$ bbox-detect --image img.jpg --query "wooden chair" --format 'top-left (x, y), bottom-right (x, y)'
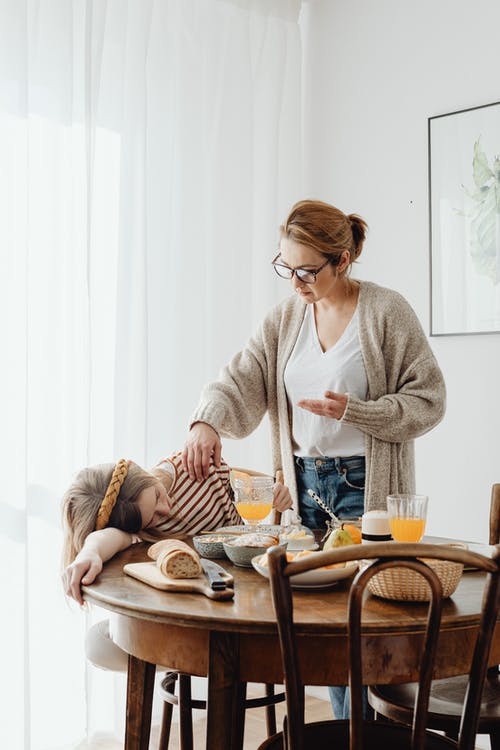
top-left (368, 484), bottom-right (500, 750)
top-left (158, 672), bottom-right (284, 749)
top-left (257, 540), bottom-right (500, 750)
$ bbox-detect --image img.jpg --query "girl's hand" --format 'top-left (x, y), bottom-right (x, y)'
top-left (63, 554), bottom-right (103, 606)
top-left (182, 422), bottom-right (222, 481)
top-left (273, 482), bottom-right (293, 512)
top-left (297, 390), bottom-right (348, 420)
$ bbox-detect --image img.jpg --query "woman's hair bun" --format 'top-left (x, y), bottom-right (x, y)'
top-left (280, 199), bottom-right (368, 267)
top-left (347, 214), bottom-right (368, 260)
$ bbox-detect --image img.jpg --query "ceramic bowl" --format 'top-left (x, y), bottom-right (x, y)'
top-left (193, 534), bottom-right (236, 559)
top-left (222, 540), bottom-right (273, 567)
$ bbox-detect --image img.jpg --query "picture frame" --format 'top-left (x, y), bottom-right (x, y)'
top-left (428, 100), bottom-right (500, 336)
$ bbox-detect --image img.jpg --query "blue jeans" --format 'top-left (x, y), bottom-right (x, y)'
top-left (295, 455), bottom-right (372, 720)
top-left (295, 455), bottom-right (365, 530)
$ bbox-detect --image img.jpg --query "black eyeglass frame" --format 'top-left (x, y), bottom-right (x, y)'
top-left (271, 253), bottom-right (334, 284)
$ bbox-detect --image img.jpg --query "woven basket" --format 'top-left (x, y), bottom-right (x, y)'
top-left (364, 546), bottom-right (466, 602)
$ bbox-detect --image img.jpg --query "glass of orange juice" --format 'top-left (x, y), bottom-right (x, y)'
top-left (233, 475), bottom-right (274, 526)
top-left (386, 494), bottom-right (428, 542)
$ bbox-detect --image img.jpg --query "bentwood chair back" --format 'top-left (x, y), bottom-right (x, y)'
top-left (369, 484), bottom-right (500, 750)
top-left (258, 541), bottom-right (500, 750)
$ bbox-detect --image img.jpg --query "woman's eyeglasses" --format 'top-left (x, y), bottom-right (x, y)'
top-left (271, 253), bottom-right (333, 284)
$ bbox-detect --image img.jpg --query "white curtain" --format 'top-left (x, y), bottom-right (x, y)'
top-left (0, 0), bottom-right (302, 747)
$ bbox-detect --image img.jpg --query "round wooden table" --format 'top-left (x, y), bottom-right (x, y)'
top-left (83, 541), bottom-right (500, 750)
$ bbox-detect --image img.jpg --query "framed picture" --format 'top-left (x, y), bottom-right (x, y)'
top-left (429, 100), bottom-right (500, 336)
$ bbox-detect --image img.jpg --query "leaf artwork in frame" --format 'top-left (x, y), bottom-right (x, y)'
top-left (460, 137), bottom-right (500, 285)
top-left (429, 100), bottom-right (500, 336)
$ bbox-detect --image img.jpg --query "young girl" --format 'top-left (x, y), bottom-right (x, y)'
top-left (62, 450), bottom-right (291, 605)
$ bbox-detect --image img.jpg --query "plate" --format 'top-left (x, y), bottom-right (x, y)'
top-left (214, 524), bottom-right (283, 536)
top-left (251, 554), bottom-right (358, 589)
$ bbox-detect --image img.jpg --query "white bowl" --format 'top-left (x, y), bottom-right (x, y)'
top-left (223, 541), bottom-right (272, 567)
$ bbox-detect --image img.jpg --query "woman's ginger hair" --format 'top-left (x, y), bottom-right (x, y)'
top-left (280, 199), bottom-right (368, 269)
top-left (61, 462), bottom-right (158, 567)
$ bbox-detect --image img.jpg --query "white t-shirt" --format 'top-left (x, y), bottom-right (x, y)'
top-left (284, 304), bottom-right (368, 457)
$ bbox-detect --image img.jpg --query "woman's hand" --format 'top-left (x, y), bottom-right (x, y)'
top-left (273, 482), bottom-right (293, 512)
top-left (62, 553), bottom-right (103, 606)
top-left (297, 390), bottom-right (348, 420)
top-left (182, 422), bottom-right (222, 481)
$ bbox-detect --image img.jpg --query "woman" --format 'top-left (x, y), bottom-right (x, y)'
top-left (182, 198), bottom-right (446, 716)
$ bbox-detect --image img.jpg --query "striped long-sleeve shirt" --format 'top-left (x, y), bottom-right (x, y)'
top-left (140, 452), bottom-right (241, 541)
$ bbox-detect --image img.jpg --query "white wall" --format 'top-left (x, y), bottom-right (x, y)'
top-left (300, 0), bottom-right (500, 543)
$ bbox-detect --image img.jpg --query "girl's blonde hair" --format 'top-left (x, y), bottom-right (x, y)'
top-left (61, 462), bottom-right (158, 567)
top-left (280, 199), bottom-right (368, 268)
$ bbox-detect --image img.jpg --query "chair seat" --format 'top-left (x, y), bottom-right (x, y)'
top-left (369, 672), bottom-right (500, 733)
top-left (258, 719), bottom-right (459, 750)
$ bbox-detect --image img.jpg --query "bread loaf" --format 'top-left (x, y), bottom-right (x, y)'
top-left (148, 539), bottom-right (202, 579)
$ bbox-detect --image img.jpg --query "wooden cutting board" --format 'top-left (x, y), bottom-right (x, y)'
top-left (123, 562), bottom-right (234, 600)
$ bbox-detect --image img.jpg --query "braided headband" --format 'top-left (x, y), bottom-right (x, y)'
top-left (95, 459), bottom-right (129, 531)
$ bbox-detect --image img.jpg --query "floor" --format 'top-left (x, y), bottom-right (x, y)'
top-left (84, 686), bottom-right (333, 749)
top-left (83, 690), bottom-right (491, 750)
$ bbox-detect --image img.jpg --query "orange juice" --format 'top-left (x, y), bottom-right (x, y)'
top-left (235, 502), bottom-right (273, 522)
top-left (389, 517), bottom-right (426, 542)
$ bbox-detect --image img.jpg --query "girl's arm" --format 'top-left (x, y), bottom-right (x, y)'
top-left (63, 527), bottom-right (136, 605)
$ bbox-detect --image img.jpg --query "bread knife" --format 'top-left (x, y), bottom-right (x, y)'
top-left (200, 559), bottom-right (234, 590)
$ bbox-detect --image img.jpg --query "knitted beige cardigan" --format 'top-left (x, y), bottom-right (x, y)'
top-left (191, 281), bottom-right (446, 511)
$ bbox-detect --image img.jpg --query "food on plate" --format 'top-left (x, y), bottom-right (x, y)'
top-left (148, 539), bottom-right (202, 579)
top-left (323, 522), bottom-right (362, 550)
top-left (294, 550), bottom-right (318, 558)
top-left (294, 549), bottom-right (346, 569)
top-left (323, 528), bottom-right (354, 549)
top-left (226, 533), bottom-right (279, 548)
top-left (259, 549), bottom-right (345, 570)
top-left (341, 523), bottom-right (362, 544)
top-left (257, 552), bottom-right (295, 567)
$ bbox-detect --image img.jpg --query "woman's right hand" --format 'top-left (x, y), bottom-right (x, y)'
top-left (63, 553), bottom-right (103, 606)
top-left (182, 422), bottom-right (222, 481)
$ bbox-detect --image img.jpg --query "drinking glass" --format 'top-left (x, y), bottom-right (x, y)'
top-left (233, 475), bottom-right (274, 526)
top-left (386, 494), bottom-right (428, 542)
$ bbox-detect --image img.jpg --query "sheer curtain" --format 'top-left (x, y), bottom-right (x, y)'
top-left (0, 0), bottom-right (302, 747)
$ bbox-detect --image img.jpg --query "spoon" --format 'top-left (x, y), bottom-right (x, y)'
top-left (307, 488), bottom-right (341, 526)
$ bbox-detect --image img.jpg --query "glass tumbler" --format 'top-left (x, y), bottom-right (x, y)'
top-left (386, 494), bottom-right (428, 542)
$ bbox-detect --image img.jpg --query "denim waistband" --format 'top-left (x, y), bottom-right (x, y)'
top-left (294, 456), bottom-right (365, 474)
top-left (295, 455), bottom-right (365, 472)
